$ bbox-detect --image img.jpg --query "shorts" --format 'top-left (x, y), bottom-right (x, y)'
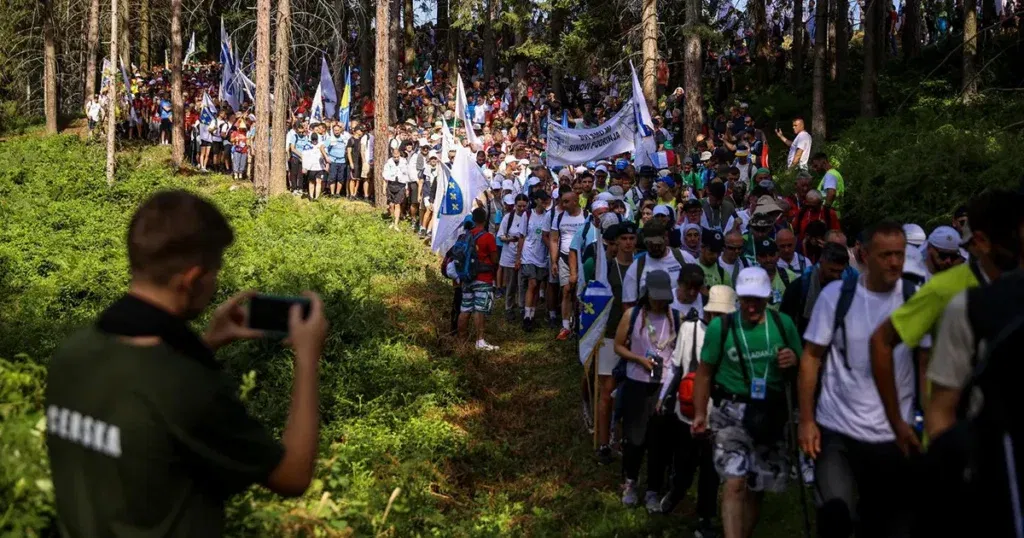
top-left (558, 256), bottom-right (573, 288)
top-left (200, 140), bottom-right (211, 147)
top-left (460, 281), bottom-right (494, 314)
top-left (387, 181), bottom-right (406, 205)
top-left (306, 170), bottom-right (326, 183)
top-left (360, 162), bottom-right (371, 179)
top-left (709, 400), bottom-right (790, 493)
top-left (422, 181), bottom-right (435, 205)
top-left (407, 182), bottom-right (419, 203)
top-left (521, 263), bottom-right (549, 282)
top-left (328, 162), bottom-right (347, 184)
top-left (160, 118), bottom-right (171, 134)
top-left (596, 338), bottom-right (621, 376)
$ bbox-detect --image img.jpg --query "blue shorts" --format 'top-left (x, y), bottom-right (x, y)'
top-left (328, 162), bottom-right (347, 184)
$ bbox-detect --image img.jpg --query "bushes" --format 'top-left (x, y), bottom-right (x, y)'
top-left (0, 136), bottom-right (465, 536)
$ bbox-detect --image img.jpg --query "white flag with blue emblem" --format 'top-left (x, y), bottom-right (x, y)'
top-left (630, 60), bottom-right (657, 168)
top-left (200, 92), bottom-right (217, 125)
top-left (310, 83), bottom-right (324, 123)
top-left (454, 73), bottom-right (482, 149)
top-left (578, 234), bottom-right (613, 365)
top-left (319, 56), bottom-right (337, 119)
top-left (431, 147), bottom-right (488, 254)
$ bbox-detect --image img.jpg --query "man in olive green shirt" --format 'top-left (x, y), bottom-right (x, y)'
top-left (697, 228), bottom-right (730, 301)
top-left (45, 191), bottom-right (329, 537)
top-left (693, 266), bottom-right (802, 538)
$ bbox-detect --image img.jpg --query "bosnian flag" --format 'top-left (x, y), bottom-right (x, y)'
top-left (431, 147), bottom-right (488, 254)
top-left (578, 232), bottom-right (613, 366)
top-left (630, 60), bottom-right (657, 168)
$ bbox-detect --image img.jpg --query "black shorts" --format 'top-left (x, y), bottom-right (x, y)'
top-left (387, 181), bottom-right (406, 205)
top-left (160, 118), bottom-right (171, 134)
top-left (200, 140), bottom-right (211, 147)
top-left (306, 170), bottom-right (326, 182)
top-left (407, 182), bottom-right (419, 203)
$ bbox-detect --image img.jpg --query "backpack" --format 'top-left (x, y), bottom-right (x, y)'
top-left (578, 214), bottom-right (623, 265)
top-left (449, 230), bottom-right (491, 283)
top-left (677, 317), bottom-right (704, 418)
top-left (613, 306), bottom-right (685, 382)
top-left (635, 249), bottom-right (689, 298)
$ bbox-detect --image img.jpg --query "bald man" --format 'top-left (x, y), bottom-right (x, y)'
top-left (776, 229), bottom-right (810, 273)
top-left (777, 117), bottom-right (813, 169)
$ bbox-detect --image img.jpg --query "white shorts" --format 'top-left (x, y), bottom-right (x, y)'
top-left (597, 338), bottom-right (620, 376)
top-left (558, 257), bottom-right (572, 288)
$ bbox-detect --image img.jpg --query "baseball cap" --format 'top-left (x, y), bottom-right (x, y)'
top-left (903, 245), bottom-right (928, 280)
top-left (700, 151), bottom-right (712, 162)
top-left (502, 194), bottom-right (515, 206)
top-left (657, 177), bottom-right (676, 189)
top-left (758, 179), bottom-right (776, 190)
top-left (419, 138), bottom-right (429, 146)
top-left (501, 179), bottom-right (515, 191)
top-left (574, 165), bottom-right (588, 175)
top-left (653, 205), bottom-right (673, 218)
top-left (706, 285), bottom-right (738, 314)
top-left (615, 158), bottom-right (630, 171)
top-left (607, 186), bottom-right (625, 200)
top-left (519, 158), bottom-right (530, 166)
top-left (428, 150), bottom-right (439, 159)
top-left (756, 238), bottom-right (779, 256)
top-left (644, 270), bottom-right (675, 301)
top-left (599, 211), bottom-right (620, 230)
top-left (703, 229), bottom-right (725, 251)
top-left (658, 169), bottom-right (672, 178)
top-left (504, 155), bottom-right (517, 164)
top-left (734, 146), bottom-right (749, 157)
top-left (595, 191), bottom-right (616, 202)
top-left (527, 176), bottom-right (542, 187)
top-left (490, 180), bottom-right (502, 190)
top-left (926, 225), bottom-right (962, 252)
top-left (902, 223), bottom-right (927, 247)
top-left (638, 165), bottom-right (658, 177)
top-left (735, 267), bottom-right (772, 299)
top-left (591, 200), bottom-right (610, 211)
top-left (617, 221), bottom-right (639, 236)
top-left (683, 199), bottom-right (701, 211)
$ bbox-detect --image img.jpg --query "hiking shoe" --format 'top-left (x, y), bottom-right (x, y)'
top-left (693, 518), bottom-right (718, 538)
top-left (596, 445), bottom-right (615, 466)
top-left (547, 316), bottom-right (559, 329)
top-left (659, 490), bottom-right (685, 514)
top-left (645, 491), bottom-right (661, 514)
top-left (581, 402), bottom-right (594, 434)
top-left (556, 328), bottom-right (572, 341)
top-left (522, 316), bottom-right (534, 332)
top-left (475, 340), bottom-right (499, 351)
top-left (621, 480), bottom-right (639, 507)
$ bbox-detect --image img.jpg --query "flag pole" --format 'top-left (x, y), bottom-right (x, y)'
top-left (592, 339), bottom-right (602, 450)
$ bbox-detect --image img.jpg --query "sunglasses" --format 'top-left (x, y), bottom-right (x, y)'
top-left (935, 250), bottom-right (961, 262)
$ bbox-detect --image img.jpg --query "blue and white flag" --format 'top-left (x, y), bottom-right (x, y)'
top-left (183, 32), bottom-right (196, 66)
top-left (220, 18), bottom-right (234, 70)
top-left (100, 57), bottom-right (112, 93)
top-left (476, 58), bottom-right (484, 76)
top-left (455, 73), bottom-right (482, 148)
top-left (561, 109), bottom-right (569, 128)
top-left (319, 56), bottom-right (337, 119)
top-left (310, 83), bottom-right (324, 123)
top-left (424, 65), bottom-right (433, 84)
top-left (630, 60), bottom-right (657, 168)
top-left (440, 116), bottom-right (455, 162)
top-left (578, 233), bottom-right (613, 365)
top-left (431, 147), bottom-right (488, 254)
top-left (220, 59), bottom-right (240, 111)
top-left (200, 92), bottom-right (217, 125)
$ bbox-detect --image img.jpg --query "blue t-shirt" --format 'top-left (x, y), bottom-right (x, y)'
top-left (159, 100), bottom-right (172, 120)
top-left (326, 133), bottom-right (349, 162)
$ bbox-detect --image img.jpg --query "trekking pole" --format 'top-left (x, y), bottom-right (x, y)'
top-left (784, 379), bottom-right (813, 538)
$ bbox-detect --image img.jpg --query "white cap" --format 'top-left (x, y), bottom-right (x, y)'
top-left (653, 205), bottom-right (672, 217)
top-left (657, 169), bottom-right (671, 178)
top-left (428, 150), bottom-right (439, 159)
top-left (490, 179), bottom-right (502, 189)
top-left (519, 158), bottom-right (530, 165)
top-left (926, 225), bottom-right (962, 252)
top-left (700, 151), bottom-right (712, 161)
top-left (735, 267), bottom-right (772, 299)
top-left (430, 133), bottom-right (441, 141)
top-left (903, 223), bottom-right (926, 247)
top-left (483, 168), bottom-right (494, 180)
top-left (903, 245), bottom-right (928, 280)
top-left (595, 191), bottom-right (616, 202)
top-left (591, 200), bottom-right (610, 211)
top-left (595, 164), bottom-right (609, 175)
top-left (501, 179), bottom-right (515, 191)
top-left (504, 155), bottom-right (517, 164)
top-left (502, 194), bottom-right (516, 205)
top-left (419, 138), bottom-right (429, 146)
top-left (575, 165), bottom-right (588, 175)
top-left (527, 176), bottom-right (542, 186)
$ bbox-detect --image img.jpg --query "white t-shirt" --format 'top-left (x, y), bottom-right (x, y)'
top-left (554, 211), bottom-right (586, 255)
top-left (803, 278), bottom-right (931, 443)
top-left (498, 212), bottom-right (524, 268)
top-left (521, 208), bottom-right (549, 267)
top-left (301, 144), bottom-right (325, 172)
top-left (87, 101), bottom-right (103, 121)
top-left (778, 253), bottom-right (810, 273)
top-left (199, 122), bottom-right (213, 143)
top-left (821, 170), bottom-right (839, 193)
top-left (621, 249), bottom-right (697, 311)
top-left (788, 131), bottom-right (812, 169)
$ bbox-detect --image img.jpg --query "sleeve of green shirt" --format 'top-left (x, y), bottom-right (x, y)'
top-left (890, 283), bottom-right (945, 348)
top-left (169, 374), bottom-right (285, 495)
top-left (701, 317), bottom-right (724, 367)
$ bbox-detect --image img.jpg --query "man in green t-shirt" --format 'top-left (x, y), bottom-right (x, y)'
top-left (754, 238), bottom-right (797, 310)
top-left (693, 266), bottom-right (802, 538)
top-left (45, 191), bottom-right (330, 537)
top-left (697, 228), bottom-right (730, 302)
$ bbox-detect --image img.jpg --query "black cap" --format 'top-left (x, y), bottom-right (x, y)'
top-left (954, 204), bottom-right (969, 218)
top-left (531, 189), bottom-right (551, 201)
top-left (617, 221), bottom-right (639, 237)
top-left (702, 229), bottom-right (725, 251)
top-left (602, 224), bottom-right (621, 242)
top-left (638, 165), bottom-right (658, 177)
top-left (757, 238), bottom-right (778, 255)
top-left (683, 199), bottom-right (702, 211)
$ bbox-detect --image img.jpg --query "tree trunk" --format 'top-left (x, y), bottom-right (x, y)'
top-left (683, 0), bottom-right (703, 152)
top-left (962, 0), bottom-right (977, 99)
top-left (140, 0), bottom-right (150, 70)
top-left (333, 0), bottom-right (348, 82)
top-left (84, 0), bottom-right (100, 102)
top-left (482, 0), bottom-right (494, 81)
top-left (43, 0), bottom-right (58, 134)
top-left (750, 0), bottom-right (771, 84)
top-left (812, 0), bottom-right (828, 144)
top-left (437, 0), bottom-right (448, 57)
top-left (251, 0), bottom-right (272, 192)
top-left (549, 6), bottom-right (565, 102)
top-left (827, 0), bottom-right (837, 79)
top-left (902, 0), bottom-right (920, 59)
top-left (860, 0), bottom-right (879, 116)
top-left (792, 0), bottom-right (804, 85)
top-left (106, 0), bottom-right (119, 184)
top-left (874, 0), bottom-right (885, 70)
top-left (388, 0), bottom-right (400, 124)
top-left (359, 0), bottom-right (373, 97)
top-left (206, 15), bottom-right (220, 62)
top-left (270, 0), bottom-right (292, 196)
top-left (514, 8), bottom-right (527, 85)
top-left (118, 0), bottom-right (129, 66)
top-left (170, 0), bottom-right (184, 167)
top-left (374, 0), bottom-right (395, 209)
top-left (641, 0), bottom-right (658, 106)
top-left (403, 0), bottom-right (415, 77)
top-left (834, 0), bottom-right (849, 81)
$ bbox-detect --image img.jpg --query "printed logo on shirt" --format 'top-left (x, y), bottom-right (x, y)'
top-left (46, 405), bottom-right (122, 458)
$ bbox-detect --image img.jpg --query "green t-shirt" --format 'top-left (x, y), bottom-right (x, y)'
top-left (45, 327), bottom-right (284, 537)
top-left (891, 261), bottom-right (982, 348)
top-left (698, 259), bottom-right (731, 288)
top-left (701, 312), bottom-right (803, 396)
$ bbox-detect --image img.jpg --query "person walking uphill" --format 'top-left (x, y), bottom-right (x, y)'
top-left (45, 190), bottom-right (330, 537)
top-left (692, 267), bottom-right (803, 538)
top-left (457, 207), bottom-right (501, 351)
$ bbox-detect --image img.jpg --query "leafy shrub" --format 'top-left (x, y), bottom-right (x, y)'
top-left (0, 136), bottom-right (466, 536)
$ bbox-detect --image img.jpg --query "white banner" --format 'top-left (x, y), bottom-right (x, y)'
top-left (546, 103), bottom-right (637, 168)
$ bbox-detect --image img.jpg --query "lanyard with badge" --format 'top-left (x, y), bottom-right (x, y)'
top-left (736, 313), bottom-right (772, 400)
